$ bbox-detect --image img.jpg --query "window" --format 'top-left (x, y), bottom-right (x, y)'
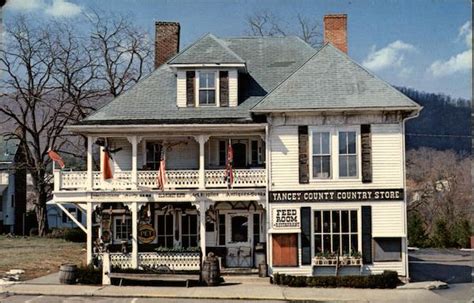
top-left (62, 207), bottom-right (76, 224)
top-left (251, 141), bottom-right (258, 166)
top-left (156, 214), bottom-right (174, 248)
top-left (181, 214), bottom-right (198, 248)
top-left (199, 72), bottom-right (216, 105)
top-left (314, 210), bottom-right (358, 255)
top-left (218, 214), bottom-right (226, 245)
top-left (146, 142), bottom-right (162, 170)
top-left (231, 215), bottom-right (248, 242)
top-left (312, 132), bottom-right (331, 179)
top-left (374, 238), bottom-right (402, 262)
top-left (253, 213), bottom-right (261, 245)
top-left (218, 141), bottom-right (226, 166)
top-left (114, 217), bottom-right (132, 242)
top-left (339, 131), bottom-right (357, 177)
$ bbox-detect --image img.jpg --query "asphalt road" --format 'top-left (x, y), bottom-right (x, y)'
top-left (1, 296), bottom-right (288, 303)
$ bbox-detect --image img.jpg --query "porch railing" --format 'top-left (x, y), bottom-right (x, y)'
top-left (107, 251), bottom-right (201, 271)
top-left (57, 168), bottom-right (266, 190)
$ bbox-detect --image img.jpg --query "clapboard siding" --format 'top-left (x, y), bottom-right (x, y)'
top-left (371, 202), bottom-right (405, 236)
top-left (176, 70), bottom-right (187, 107)
top-left (166, 140), bottom-right (199, 170)
top-left (270, 124), bottom-right (403, 190)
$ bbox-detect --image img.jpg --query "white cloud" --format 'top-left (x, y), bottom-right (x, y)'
top-left (4, 0), bottom-right (44, 11)
top-left (428, 21), bottom-right (472, 77)
top-left (4, 0), bottom-right (82, 18)
top-left (44, 0), bottom-right (82, 17)
top-left (362, 40), bottom-right (416, 72)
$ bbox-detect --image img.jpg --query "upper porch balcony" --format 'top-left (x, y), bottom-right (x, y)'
top-left (54, 131), bottom-right (267, 192)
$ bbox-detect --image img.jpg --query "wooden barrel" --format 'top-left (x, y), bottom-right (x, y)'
top-left (201, 253), bottom-right (220, 286)
top-left (59, 264), bottom-right (78, 285)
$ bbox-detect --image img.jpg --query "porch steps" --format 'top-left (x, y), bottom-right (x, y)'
top-left (221, 268), bottom-right (259, 276)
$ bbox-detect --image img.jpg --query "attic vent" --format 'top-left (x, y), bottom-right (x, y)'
top-left (267, 61), bottom-right (295, 68)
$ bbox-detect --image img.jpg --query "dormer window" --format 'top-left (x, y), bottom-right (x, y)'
top-left (199, 72), bottom-right (216, 105)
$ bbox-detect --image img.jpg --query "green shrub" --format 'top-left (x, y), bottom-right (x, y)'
top-left (77, 264), bottom-right (102, 285)
top-left (451, 219), bottom-right (471, 248)
top-left (431, 219), bottom-right (451, 248)
top-left (407, 211), bottom-right (430, 247)
top-left (272, 270), bottom-right (400, 289)
top-left (64, 228), bottom-right (86, 243)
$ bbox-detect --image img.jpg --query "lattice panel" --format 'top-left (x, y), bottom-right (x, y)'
top-left (61, 171), bottom-right (88, 189)
top-left (110, 253), bottom-right (134, 268)
top-left (139, 252), bottom-right (201, 271)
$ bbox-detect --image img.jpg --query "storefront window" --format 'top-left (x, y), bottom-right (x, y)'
top-left (231, 215), bottom-right (248, 243)
top-left (314, 210), bottom-right (358, 255)
top-left (157, 214), bottom-right (174, 248)
top-left (181, 214), bottom-right (198, 248)
top-left (114, 217), bottom-right (132, 242)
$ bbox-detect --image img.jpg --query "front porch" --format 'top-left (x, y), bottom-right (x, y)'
top-left (79, 200), bottom-right (266, 271)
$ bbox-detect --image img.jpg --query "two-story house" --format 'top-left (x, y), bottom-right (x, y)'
top-left (51, 14), bottom-right (420, 277)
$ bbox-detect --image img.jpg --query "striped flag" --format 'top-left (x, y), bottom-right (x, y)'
top-left (225, 140), bottom-right (234, 188)
top-left (47, 150), bottom-right (65, 169)
top-left (157, 148), bottom-right (166, 191)
top-left (103, 150), bottom-right (113, 180)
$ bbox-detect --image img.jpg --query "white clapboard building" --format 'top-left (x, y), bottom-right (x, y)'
top-left (51, 14), bottom-right (420, 277)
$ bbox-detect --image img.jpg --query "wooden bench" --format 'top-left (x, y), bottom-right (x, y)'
top-left (107, 272), bottom-right (200, 287)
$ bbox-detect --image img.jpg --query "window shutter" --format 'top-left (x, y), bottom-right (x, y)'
top-left (186, 71), bottom-right (195, 107)
top-left (361, 124), bottom-right (372, 183)
top-left (298, 126), bottom-right (309, 184)
top-left (301, 207), bottom-right (311, 265)
top-left (219, 71), bottom-right (229, 107)
top-left (361, 206), bottom-right (373, 264)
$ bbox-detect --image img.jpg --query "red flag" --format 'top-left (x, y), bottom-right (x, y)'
top-left (225, 141), bottom-right (234, 188)
top-left (47, 150), bottom-right (65, 169)
top-left (157, 148), bottom-right (166, 191)
top-left (103, 150), bottom-right (113, 180)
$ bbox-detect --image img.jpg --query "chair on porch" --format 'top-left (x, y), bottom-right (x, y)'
top-left (239, 246), bottom-right (252, 267)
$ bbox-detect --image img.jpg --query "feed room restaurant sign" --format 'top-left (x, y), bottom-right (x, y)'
top-left (269, 189), bottom-right (404, 203)
top-left (271, 207), bottom-right (301, 231)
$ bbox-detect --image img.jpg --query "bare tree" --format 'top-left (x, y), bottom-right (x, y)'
top-left (246, 10), bottom-right (322, 47)
top-left (0, 12), bottom-right (154, 236)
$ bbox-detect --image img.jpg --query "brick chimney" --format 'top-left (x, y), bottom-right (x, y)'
top-left (323, 14), bottom-right (347, 53)
top-left (155, 21), bottom-right (180, 68)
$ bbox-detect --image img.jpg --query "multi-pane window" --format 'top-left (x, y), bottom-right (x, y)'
top-left (312, 132), bottom-right (331, 179)
top-left (314, 210), bottom-right (358, 255)
top-left (253, 213), bottom-right (260, 245)
top-left (339, 131), bottom-right (357, 177)
top-left (146, 142), bottom-right (162, 170)
top-left (114, 217), bottom-right (132, 242)
top-left (181, 214), bottom-right (198, 248)
top-left (199, 72), bottom-right (216, 105)
top-left (218, 214), bottom-right (226, 245)
top-left (156, 214), bottom-right (174, 248)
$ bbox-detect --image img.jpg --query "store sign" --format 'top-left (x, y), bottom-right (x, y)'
top-left (272, 207), bottom-right (300, 230)
top-left (138, 224), bottom-right (156, 244)
top-left (269, 189), bottom-right (404, 203)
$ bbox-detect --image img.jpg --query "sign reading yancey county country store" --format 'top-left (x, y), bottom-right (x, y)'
top-left (272, 207), bottom-right (301, 230)
top-left (269, 189), bottom-right (404, 203)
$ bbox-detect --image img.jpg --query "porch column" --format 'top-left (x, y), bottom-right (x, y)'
top-left (199, 200), bottom-right (207, 257)
top-left (128, 136), bottom-right (138, 189)
top-left (195, 135), bottom-right (209, 189)
top-left (86, 202), bottom-right (93, 265)
top-left (130, 202), bottom-right (139, 268)
top-left (87, 136), bottom-right (94, 190)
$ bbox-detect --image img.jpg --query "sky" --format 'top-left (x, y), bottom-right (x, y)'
top-left (3, 0), bottom-right (472, 99)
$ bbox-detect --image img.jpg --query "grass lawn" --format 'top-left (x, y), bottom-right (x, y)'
top-left (0, 235), bottom-right (86, 280)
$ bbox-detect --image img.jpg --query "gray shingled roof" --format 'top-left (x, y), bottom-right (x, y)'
top-left (168, 33), bottom-right (245, 65)
top-left (252, 43), bottom-right (420, 111)
top-left (81, 36), bottom-right (315, 125)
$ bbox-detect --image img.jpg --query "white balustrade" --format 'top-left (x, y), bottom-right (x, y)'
top-left (107, 252), bottom-right (201, 271)
top-left (58, 168), bottom-right (266, 190)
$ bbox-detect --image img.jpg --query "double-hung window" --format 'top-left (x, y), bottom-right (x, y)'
top-left (181, 214), bottom-right (198, 248)
top-left (338, 131), bottom-right (357, 178)
top-left (199, 72), bottom-right (216, 105)
top-left (156, 214), bottom-right (174, 248)
top-left (312, 132), bottom-right (331, 179)
top-left (314, 210), bottom-right (358, 255)
top-left (114, 217), bottom-right (132, 242)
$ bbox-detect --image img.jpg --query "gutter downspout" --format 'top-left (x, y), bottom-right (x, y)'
top-left (401, 108), bottom-right (422, 282)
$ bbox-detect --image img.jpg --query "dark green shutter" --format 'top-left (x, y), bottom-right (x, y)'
top-left (301, 207), bottom-right (311, 265)
top-left (361, 206), bottom-right (373, 264)
top-left (298, 126), bottom-right (309, 184)
top-left (361, 124), bottom-right (372, 183)
top-left (219, 71), bottom-right (229, 107)
top-left (186, 71), bottom-right (195, 107)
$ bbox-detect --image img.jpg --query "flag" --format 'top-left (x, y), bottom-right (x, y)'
top-left (103, 150), bottom-right (113, 180)
top-left (225, 141), bottom-right (234, 188)
top-left (157, 148), bottom-right (166, 191)
top-left (47, 150), bottom-right (65, 169)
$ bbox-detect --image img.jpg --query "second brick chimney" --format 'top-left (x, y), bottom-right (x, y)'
top-left (324, 14), bottom-right (347, 53)
top-left (155, 21), bottom-right (180, 69)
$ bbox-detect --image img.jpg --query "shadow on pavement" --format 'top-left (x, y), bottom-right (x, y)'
top-left (409, 262), bottom-right (472, 284)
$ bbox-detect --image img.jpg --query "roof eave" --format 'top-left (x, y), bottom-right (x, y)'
top-left (251, 106), bottom-right (421, 113)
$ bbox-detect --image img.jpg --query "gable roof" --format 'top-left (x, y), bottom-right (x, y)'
top-left (252, 43), bottom-right (421, 112)
top-left (80, 36), bottom-right (315, 125)
top-left (168, 33), bottom-right (245, 65)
